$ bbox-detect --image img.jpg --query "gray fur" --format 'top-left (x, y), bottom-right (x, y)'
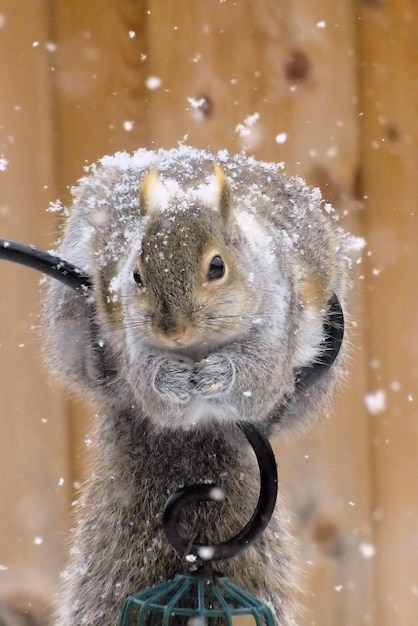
top-left (43, 146), bottom-right (349, 626)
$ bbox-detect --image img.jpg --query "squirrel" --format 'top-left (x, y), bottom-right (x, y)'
top-left (43, 145), bottom-right (349, 626)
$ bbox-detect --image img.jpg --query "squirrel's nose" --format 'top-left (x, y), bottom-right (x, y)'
top-left (166, 327), bottom-right (186, 343)
top-left (154, 325), bottom-right (192, 346)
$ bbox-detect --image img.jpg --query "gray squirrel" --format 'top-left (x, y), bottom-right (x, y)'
top-left (44, 146), bottom-right (349, 626)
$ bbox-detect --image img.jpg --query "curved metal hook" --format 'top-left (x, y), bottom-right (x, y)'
top-left (162, 421), bottom-right (278, 561)
top-left (294, 292), bottom-right (344, 393)
top-left (0, 237), bottom-right (91, 291)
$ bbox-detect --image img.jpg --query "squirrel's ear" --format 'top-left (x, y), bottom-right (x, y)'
top-left (139, 167), bottom-right (167, 216)
top-left (214, 163), bottom-right (232, 222)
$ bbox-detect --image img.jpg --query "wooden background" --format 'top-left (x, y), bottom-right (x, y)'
top-left (0, 1), bottom-right (417, 625)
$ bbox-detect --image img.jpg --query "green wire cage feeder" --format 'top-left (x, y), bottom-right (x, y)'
top-left (120, 571), bottom-right (275, 626)
top-left (0, 236), bottom-right (344, 626)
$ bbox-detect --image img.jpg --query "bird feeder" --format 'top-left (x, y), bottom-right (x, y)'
top-left (120, 571), bottom-right (275, 626)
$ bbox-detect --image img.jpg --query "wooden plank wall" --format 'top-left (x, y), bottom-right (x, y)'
top-left (359, 3), bottom-right (418, 625)
top-left (0, 2), bottom-right (416, 625)
top-left (0, 2), bottom-right (70, 621)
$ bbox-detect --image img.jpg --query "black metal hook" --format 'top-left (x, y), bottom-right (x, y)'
top-left (294, 292), bottom-right (344, 394)
top-left (0, 237), bottom-right (344, 563)
top-left (162, 421), bottom-right (278, 561)
top-left (0, 237), bottom-right (91, 291)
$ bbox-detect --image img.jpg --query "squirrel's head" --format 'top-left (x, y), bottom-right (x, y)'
top-left (128, 164), bottom-right (257, 357)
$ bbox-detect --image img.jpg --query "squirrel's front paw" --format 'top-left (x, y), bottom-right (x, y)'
top-left (153, 359), bottom-right (193, 403)
top-left (192, 354), bottom-right (235, 398)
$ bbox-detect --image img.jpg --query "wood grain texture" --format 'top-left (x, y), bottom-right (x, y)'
top-left (51, 0), bottom-right (149, 198)
top-left (359, 2), bottom-right (418, 624)
top-left (0, 0), bottom-right (69, 617)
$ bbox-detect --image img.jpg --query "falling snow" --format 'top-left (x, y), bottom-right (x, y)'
top-left (359, 542), bottom-right (376, 559)
top-left (187, 97), bottom-right (206, 110)
top-left (209, 487), bottom-right (225, 502)
top-left (364, 390), bottom-right (386, 415)
top-left (235, 112), bottom-right (260, 137)
top-left (275, 132), bottom-right (288, 144)
top-left (48, 200), bottom-right (64, 213)
top-left (197, 546), bottom-right (214, 560)
top-left (185, 554), bottom-right (197, 563)
top-left (145, 76), bottom-right (162, 90)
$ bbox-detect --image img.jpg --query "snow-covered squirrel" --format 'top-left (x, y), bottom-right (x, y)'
top-left (44, 146), bottom-right (349, 626)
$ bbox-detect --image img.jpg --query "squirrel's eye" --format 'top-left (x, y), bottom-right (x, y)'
top-left (133, 268), bottom-right (143, 286)
top-left (208, 255), bottom-right (225, 281)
